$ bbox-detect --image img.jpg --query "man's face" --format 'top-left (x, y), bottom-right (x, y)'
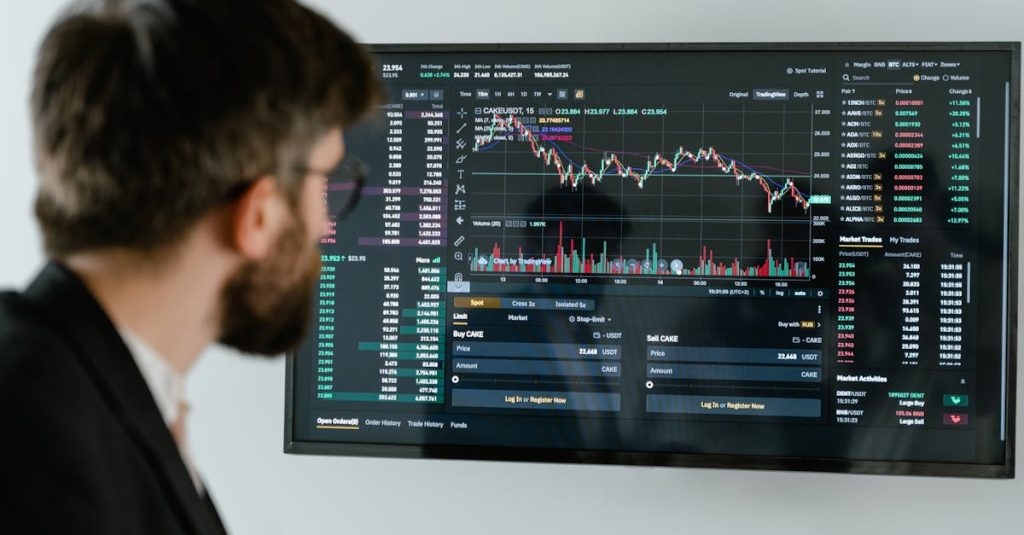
top-left (216, 130), bottom-right (342, 355)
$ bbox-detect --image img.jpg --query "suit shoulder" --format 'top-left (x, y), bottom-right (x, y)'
top-left (0, 290), bottom-right (51, 340)
top-left (0, 289), bottom-right (73, 354)
top-left (0, 291), bottom-right (122, 531)
top-left (0, 290), bottom-right (88, 396)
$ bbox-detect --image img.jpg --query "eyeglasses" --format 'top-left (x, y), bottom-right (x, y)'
top-left (303, 157), bottom-right (368, 222)
top-left (223, 157), bottom-right (368, 222)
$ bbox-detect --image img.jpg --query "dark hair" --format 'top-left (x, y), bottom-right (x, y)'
top-left (31, 0), bottom-right (383, 256)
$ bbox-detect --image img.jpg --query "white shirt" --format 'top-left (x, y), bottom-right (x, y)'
top-left (118, 328), bottom-right (204, 492)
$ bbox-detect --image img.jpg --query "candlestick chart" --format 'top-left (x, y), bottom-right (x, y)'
top-left (463, 105), bottom-right (818, 280)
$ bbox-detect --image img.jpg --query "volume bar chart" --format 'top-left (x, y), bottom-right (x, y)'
top-left (471, 222), bottom-right (810, 279)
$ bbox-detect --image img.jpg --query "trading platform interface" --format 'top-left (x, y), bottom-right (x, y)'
top-left (288, 46), bottom-right (1017, 476)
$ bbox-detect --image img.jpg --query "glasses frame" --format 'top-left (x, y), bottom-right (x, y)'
top-left (222, 157), bottom-right (369, 222)
top-left (302, 157), bottom-right (368, 222)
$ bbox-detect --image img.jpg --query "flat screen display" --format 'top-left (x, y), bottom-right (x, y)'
top-left (286, 43), bottom-right (1019, 477)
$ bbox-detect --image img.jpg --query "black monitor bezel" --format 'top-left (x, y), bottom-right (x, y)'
top-left (285, 42), bottom-right (1020, 478)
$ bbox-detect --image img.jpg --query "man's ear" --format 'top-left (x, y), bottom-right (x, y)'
top-left (229, 176), bottom-right (284, 261)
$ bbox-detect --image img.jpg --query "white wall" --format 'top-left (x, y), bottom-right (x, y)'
top-left (2, 1), bottom-right (1021, 534)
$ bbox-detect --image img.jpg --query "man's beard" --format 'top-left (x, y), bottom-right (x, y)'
top-left (217, 210), bottom-right (321, 356)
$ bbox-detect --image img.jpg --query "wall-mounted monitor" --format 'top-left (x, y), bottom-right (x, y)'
top-left (286, 43), bottom-right (1019, 477)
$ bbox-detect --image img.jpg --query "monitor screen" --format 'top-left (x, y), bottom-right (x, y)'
top-left (286, 43), bottom-right (1019, 477)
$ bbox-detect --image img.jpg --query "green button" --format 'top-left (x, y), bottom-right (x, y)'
top-left (943, 394), bottom-right (969, 407)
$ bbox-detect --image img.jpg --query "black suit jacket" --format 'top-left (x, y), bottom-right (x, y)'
top-left (0, 262), bottom-right (227, 534)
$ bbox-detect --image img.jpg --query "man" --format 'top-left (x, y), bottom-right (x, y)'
top-left (0, 0), bottom-right (382, 532)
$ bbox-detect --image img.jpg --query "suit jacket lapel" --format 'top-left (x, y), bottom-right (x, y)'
top-left (24, 261), bottom-right (222, 534)
top-left (201, 487), bottom-right (228, 534)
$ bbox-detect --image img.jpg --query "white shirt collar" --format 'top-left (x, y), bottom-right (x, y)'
top-left (116, 327), bottom-right (204, 492)
top-left (118, 328), bottom-right (185, 426)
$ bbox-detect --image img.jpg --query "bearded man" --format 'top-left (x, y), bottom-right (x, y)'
top-left (0, 1), bottom-right (382, 532)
